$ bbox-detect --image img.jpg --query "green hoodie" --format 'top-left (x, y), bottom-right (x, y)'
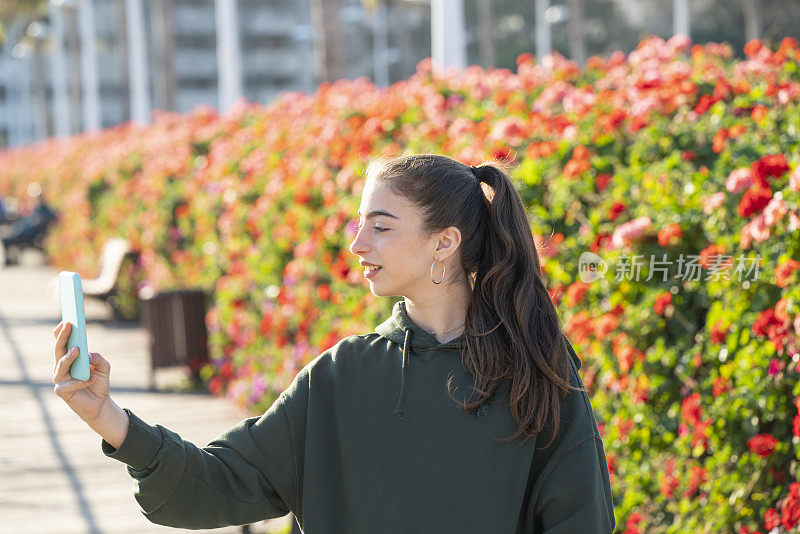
top-left (103, 299), bottom-right (616, 533)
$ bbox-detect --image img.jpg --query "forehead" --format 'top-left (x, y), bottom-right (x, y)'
top-left (357, 181), bottom-right (413, 220)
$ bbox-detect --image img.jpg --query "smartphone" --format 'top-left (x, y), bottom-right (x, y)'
top-left (59, 271), bottom-right (91, 381)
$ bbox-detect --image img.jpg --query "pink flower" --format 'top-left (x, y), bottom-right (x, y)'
top-left (726, 167), bottom-right (752, 193)
top-left (763, 197), bottom-right (788, 226)
top-left (769, 359), bottom-right (780, 376)
top-left (789, 211), bottom-right (800, 232)
top-left (794, 314), bottom-right (800, 336)
top-left (667, 34), bottom-right (692, 53)
top-left (750, 213), bottom-right (771, 241)
top-left (703, 192), bottom-right (726, 213)
top-left (790, 167), bottom-right (800, 192)
top-left (740, 213), bottom-right (771, 248)
top-left (612, 216), bottom-right (653, 248)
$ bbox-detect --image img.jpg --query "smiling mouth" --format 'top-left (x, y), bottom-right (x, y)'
top-left (364, 265), bottom-right (383, 273)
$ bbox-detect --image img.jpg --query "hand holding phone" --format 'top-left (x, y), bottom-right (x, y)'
top-left (59, 271), bottom-right (90, 381)
top-left (53, 272), bottom-right (115, 428)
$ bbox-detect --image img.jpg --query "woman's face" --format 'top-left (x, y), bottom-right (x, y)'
top-left (348, 179), bottom-right (443, 298)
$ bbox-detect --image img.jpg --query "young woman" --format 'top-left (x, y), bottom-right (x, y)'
top-left (52, 153), bottom-right (615, 533)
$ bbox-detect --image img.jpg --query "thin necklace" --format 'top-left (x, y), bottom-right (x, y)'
top-left (430, 321), bottom-right (465, 335)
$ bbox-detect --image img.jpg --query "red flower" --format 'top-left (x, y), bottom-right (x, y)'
top-left (684, 464), bottom-right (709, 497)
top-left (682, 393), bottom-right (702, 426)
top-left (744, 39), bottom-right (764, 57)
top-left (698, 243), bottom-right (729, 269)
top-left (565, 281), bottom-right (591, 307)
top-left (564, 310), bottom-right (594, 345)
top-left (589, 232), bottom-right (613, 253)
top-left (753, 309), bottom-right (782, 338)
top-left (748, 433), bottom-right (779, 458)
top-left (713, 128), bottom-right (729, 153)
top-left (737, 185), bottom-right (772, 218)
top-left (595, 173), bottom-right (612, 192)
top-left (693, 94), bottom-right (719, 115)
top-left (607, 201), bottom-right (626, 221)
top-left (765, 507), bottom-right (781, 529)
top-left (654, 292), bottom-right (672, 314)
top-left (782, 482), bottom-right (800, 529)
top-left (617, 345), bottom-right (637, 374)
top-left (751, 154), bottom-right (789, 188)
top-left (713, 375), bottom-right (732, 397)
top-left (659, 457), bottom-right (680, 498)
top-left (594, 314), bottom-right (619, 341)
top-left (563, 158), bottom-right (591, 178)
top-left (657, 223), bottom-right (683, 247)
top-left (625, 511), bottom-right (644, 534)
top-left (775, 259), bottom-right (800, 287)
top-left (710, 318), bottom-right (730, 344)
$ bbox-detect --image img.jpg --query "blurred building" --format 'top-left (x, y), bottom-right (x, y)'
top-left (1, 0), bottom-right (799, 149)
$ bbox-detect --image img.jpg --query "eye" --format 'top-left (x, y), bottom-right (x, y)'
top-left (356, 223), bottom-right (389, 233)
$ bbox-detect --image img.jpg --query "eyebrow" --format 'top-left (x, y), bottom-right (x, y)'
top-left (357, 209), bottom-right (401, 221)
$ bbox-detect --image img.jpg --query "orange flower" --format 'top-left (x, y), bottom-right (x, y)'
top-left (594, 314), bottom-right (619, 341)
top-left (657, 223), bottom-right (683, 247)
top-left (654, 292), bottom-right (672, 314)
top-left (565, 281), bottom-right (591, 307)
top-left (775, 259), bottom-right (800, 287)
top-left (751, 105), bottom-right (768, 123)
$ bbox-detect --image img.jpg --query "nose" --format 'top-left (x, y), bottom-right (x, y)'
top-left (348, 226), bottom-right (368, 257)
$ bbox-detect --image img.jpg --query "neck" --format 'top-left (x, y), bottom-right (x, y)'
top-left (404, 281), bottom-right (471, 343)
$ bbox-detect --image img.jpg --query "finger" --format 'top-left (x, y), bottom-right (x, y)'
top-left (53, 347), bottom-right (80, 382)
top-left (54, 322), bottom-right (72, 361)
top-left (88, 353), bottom-right (110, 374)
top-left (53, 322), bottom-right (63, 338)
top-left (54, 375), bottom-right (97, 398)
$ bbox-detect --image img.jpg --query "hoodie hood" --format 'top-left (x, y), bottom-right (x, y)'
top-left (375, 299), bottom-right (583, 419)
top-left (375, 300), bottom-right (466, 419)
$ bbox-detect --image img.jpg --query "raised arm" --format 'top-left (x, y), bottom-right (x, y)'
top-left (101, 397), bottom-right (299, 529)
top-left (52, 320), bottom-right (302, 529)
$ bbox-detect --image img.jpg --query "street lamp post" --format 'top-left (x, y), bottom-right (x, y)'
top-left (78, 0), bottom-right (101, 131)
top-left (431, 0), bottom-right (467, 73)
top-left (673, 0), bottom-right (690, 39)
top-left (50, 0), bottom-right (71, 138)
top-left (215, 0), bottom-right (243, 114)
top-left (5, 19), bottom-right (28, 146)
top-left (125, 0), bottom-right (151, 125)
top-left (26, 21), bottom-right (52, 142)
top-left (534, 0), bottom-right (551, 59)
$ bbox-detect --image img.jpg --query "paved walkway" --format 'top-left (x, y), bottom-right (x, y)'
top-left (0, 250), bottom-right (294, 534)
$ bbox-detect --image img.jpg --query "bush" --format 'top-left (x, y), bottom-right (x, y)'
top-left (2, 35), bottom-right (800, 532)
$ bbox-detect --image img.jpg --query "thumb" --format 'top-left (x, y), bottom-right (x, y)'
top-left (54, 375), bottom-right (98, 398)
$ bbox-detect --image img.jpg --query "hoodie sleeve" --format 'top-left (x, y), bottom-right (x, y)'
top-left (100, 392), bottom-right (299, 530)
top-left (531, 434), bottom-right (616, 533)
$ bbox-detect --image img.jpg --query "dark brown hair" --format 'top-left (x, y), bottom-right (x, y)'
top-left (366, 152), bottom-right (584, 449)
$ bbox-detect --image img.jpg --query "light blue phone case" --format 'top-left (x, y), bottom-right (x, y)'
top-left (59, 271), bottom-right (90, 381)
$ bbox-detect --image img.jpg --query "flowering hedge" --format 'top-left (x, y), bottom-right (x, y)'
top-left (2, 35), bottom-right (800, 531)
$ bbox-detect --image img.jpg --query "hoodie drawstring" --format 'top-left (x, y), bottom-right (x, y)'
top-left (394, 328), bottom-right (412, 418)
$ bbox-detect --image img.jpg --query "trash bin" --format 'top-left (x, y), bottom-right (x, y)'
top-left (139, 289), bottom-right (209, 390)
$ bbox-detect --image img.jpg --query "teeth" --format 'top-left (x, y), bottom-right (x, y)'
top-left (365, 265), bottom-right (382, 272)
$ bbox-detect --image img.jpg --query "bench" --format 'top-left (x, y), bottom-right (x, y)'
top-left (1, 209), bottom-right (59, 265)
top-left (48, 238), bottom-right (139, 320)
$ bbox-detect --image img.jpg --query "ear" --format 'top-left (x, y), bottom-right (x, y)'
top-left (435, 226), bottom-right (462, 259)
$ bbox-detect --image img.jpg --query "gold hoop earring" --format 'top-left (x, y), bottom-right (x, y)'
top-left (431, 258), bottom-right (445, 284)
